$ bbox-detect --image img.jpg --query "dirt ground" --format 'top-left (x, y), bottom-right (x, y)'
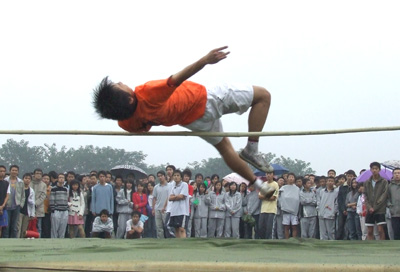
top-left (1, 238), bottom-right (399, 271)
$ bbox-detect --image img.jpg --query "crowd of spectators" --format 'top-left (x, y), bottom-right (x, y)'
top-left (0, 162), bottom-right (399, 241)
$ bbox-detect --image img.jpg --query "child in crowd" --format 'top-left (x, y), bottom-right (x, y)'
top-left (67, 180), bottom-right (85, 238)
top-left (50, 173), bottom-right (69, 238)
top-left (346, 179), bottom-right (361, 240)
top-left (116, 180), bottom-right (134, 238)
top-left (357, 183), bottom-right (367, 240)
top-left (92, 209), bottom-right (114, 238)
top-left (126, 210), bottom-right (144, 239)
top-left (144, 182), bottom-right (156, 238)
top-left (280, 173), bottom-right (300, 238)
top-left (317, 176), bottom-right (338, 240)
top-left (192, 183), bottom-right (208, 238)
top-left (206, 180), bottom-right (226, 238)
top-left (18, 173), bottom-right (35, 238)
top-left (299, 178), bottom-right (317, 238)
top-left (224, 182), bottom-right (242, 238)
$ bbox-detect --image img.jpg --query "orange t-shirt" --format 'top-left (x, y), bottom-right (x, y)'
top-left (118, 78), bottom-right (207, 132)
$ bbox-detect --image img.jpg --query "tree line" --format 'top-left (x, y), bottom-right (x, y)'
top-left (0, 139), bottom-right (315, 178)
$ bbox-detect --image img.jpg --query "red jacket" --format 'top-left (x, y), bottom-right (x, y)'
top-left (132, 192), bottom-right (148, 216)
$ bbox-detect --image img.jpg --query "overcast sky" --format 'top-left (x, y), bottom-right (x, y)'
top-left (1, 0), bottom-right (399, 176)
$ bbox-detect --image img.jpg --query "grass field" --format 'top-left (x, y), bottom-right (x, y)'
top-left (1, 238), bottom-right (399, 271)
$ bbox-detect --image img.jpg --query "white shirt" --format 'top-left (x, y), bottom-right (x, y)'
top-left (169, 181), bottom-right (189, 216)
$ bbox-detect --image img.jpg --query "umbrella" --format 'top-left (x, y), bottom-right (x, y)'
top-left (356, 168), bottom-right (393, 182)
top-left (254, 163), bottom-right (289, 177)
top-left (382, 160), bottom-right (400, 170)
top-left (222, 173), bottom-right (250, 186)
top-left (110, 165), bottom-right (148, 180)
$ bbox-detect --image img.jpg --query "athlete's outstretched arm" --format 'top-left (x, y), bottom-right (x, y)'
top-left (168, 46), bottom-right (230, 87)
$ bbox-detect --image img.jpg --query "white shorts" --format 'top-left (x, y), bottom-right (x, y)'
top-left (183, 84), bottom-right (254, 145)
top-left (282, 213), bottom-right (299, 226)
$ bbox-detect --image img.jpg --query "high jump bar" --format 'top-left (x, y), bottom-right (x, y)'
top-left (0, 126), bottom-right (399, 137)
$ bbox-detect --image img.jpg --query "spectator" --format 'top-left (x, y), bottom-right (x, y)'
top-left (91, 171), bottom-right (114, 217)
top-left (4, 165), bottom-right (24, 238)
top-left (224, 182), bottom-right (242, 238)
top-left (18, 173), bottom-right (35, 238)
top-left (152, 170), bottom-right (169, 239)
top-left (299, 178), bottom-right (317, 238)
top-left (168, 170), bottom-right (189, 238)
top-left (30, 168), bottom-right (47, 237)
top-left (50, 173), bottom-right (69, 238)
top-left (280, 173), bottom-right (300, 239)
top-left (41, 173), bottom-right (52, 238)
top-left (92, 209), bottom-right (113, 238)
top-left (116, 179), bottom-right (134, 239)
top-left (206, 180), bottom-right (225, 238)
top-left (238, 182), bottom-right (248, 238)
top-left (67, 180), bottom-right (85, 238)
top-left (192, 183), bottom-right (208, 238)
top-left (364, 162), bottom-right (389, 240)
top-left (144, 182), bottom-right (156, 238)
top-left (258, 171), bottom-right (279, 240)
top-left (317, 176), bottom-right (338, 240)
top-left (388, 168), bottom-right (400, 240)
top-left (0, 165), bottom-right (10, 238)
top-left (346, 178), bottom-right (361, 240)
top-left (125, 211), bottom-right (144, 239)
top-left (244, 184), bottom-right (261, 239)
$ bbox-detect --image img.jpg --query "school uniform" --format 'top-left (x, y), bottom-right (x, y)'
top-left (317, 188), bottom-right (338, 240)
top-left (244, 190), bottom-right (261, 239)
top-left (205, 191), bottom-right (226, 238)
top-left (115, 189), bottom-right (133, 238)
top-left (299, 189), bottom-right (317, 238)
top-left (192, 193), bottom-right (208, 238)
top-left (224, 191), bottom-right (242, 238)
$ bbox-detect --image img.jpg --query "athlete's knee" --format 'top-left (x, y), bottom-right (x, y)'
top-left (252, 86), bottom-right (271, 106)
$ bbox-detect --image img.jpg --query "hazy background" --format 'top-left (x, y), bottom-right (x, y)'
top-left (1, 0), bottom-right (399, 175)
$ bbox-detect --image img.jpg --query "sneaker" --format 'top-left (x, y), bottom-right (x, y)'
top-left (239, 149), bottom-right (274, 173)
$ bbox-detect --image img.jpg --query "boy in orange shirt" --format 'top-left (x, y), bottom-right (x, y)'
top-left (93, 46), bottom-right (272, 189)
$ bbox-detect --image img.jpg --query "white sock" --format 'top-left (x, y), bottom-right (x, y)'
top-left (253, 178), bottom-right (263, 189)
top-left (245, 140), bottom-right (258, 154)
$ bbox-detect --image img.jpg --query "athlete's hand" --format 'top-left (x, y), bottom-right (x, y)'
top-left (203, 46), bottom-right (230, 65)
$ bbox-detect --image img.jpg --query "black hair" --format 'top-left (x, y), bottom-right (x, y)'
top-left (66, 171), bottom-right (76, 178)
top-left (173, 169), bottom-right (182, 177)
top-left (302, 178), bottom-right (309, 186)
top-left (287, 172), bottom-right (295, 178)
top-left (131, 210), bottom-right (141, 218)
top-left (48, 171), bottom-right (58, 179)
top-left (33, 168), bottom-right (43, 174)
top-left (370, 162), bottom-right (381, 170)
top-left (157, 170), bottom-right (166, 177)
top-left (69, 179), bottom-right (81, 198)
top-left (197, 183), bottom-right (207, 195)
top-left (182, 169), bottom-right (192, 179)
top-left (0, 165), bottom-right (6, 171)
top-left (58, 173), bottom-right (65, 178)
top-left (98, 170), bottom-right (107, 178)
top-left (93, 76), bottom-right (135, 120)
top-left (166, 165), bottom-right (176, 171)
top-left (99, 209), bottom-right (110, 217)
top-left (195, 173), bottom-right (204, 179)
top-left (42, 173), bottom-right (50, 179)
top-left (9, 165), bottom-right (19, 171)
top-left (393, 168), bottom-right (400, 173)
top-left (214, 180), bottom-right (223, 194)
top-left (148, 174), bottom-right (156, 179)
top-left (211, 174), bottom-right (219, 181)
top-left (239, 182), bottom-right (247, 197)
top-left (229, 182), bottom-right (238, 196)
top-left (146, 182), bottom-right (155, 195)
top-left (22, 173), bottom-right (32, 179)
top-left (124, 179), bottom-right (135, 199)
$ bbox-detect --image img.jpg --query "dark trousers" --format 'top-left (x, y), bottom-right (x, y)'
top-left (336, 212), bottom-right (348, 240)
top-left (85, 213), bottom-right (94, 237)
top-left (3, 207), bottom-right (20, 238)
top-left (392, 217), bottom-right (400, 240)
top-left (259, 213), bottom-right (275, 239)
top-left (244, 214), bottom-right (260, 239)
top-left (41, 212), bottom-right (51, 238)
